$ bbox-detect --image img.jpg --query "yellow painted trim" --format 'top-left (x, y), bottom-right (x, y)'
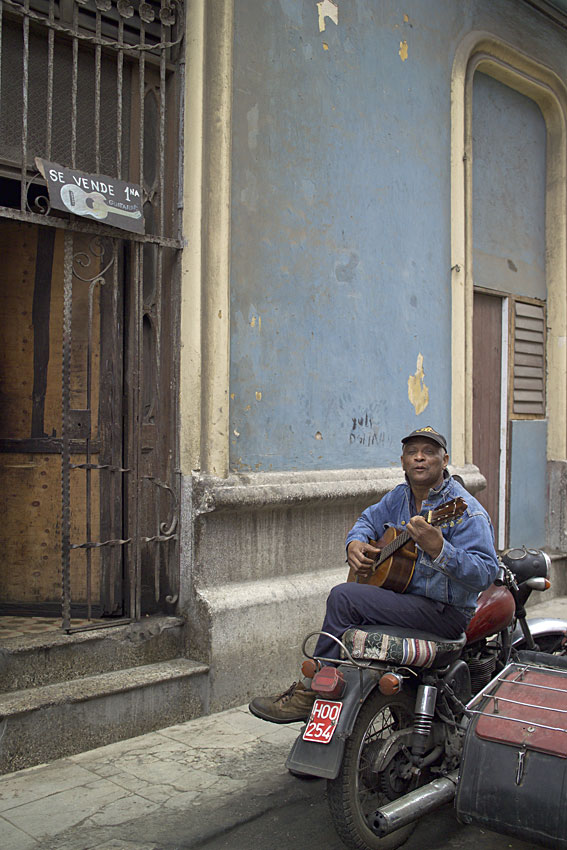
top-left (451, 32), bottom-right (567, 464)
top-left (180, 0), bottom-right (205, 474)
top-left (180, 0), bottom-right (234, 477)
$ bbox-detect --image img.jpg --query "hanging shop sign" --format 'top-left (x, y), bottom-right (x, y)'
top-left (36, 158), bottom-right (144, 234)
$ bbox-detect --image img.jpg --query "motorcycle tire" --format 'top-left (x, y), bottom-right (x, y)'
top-left (326, 688), bottom-right (418, 850)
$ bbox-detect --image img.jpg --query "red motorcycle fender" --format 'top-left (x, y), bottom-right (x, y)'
top-left (285, 665), bottom-right (384, 781)
top-left (511, 616), bottom-right (567, 648)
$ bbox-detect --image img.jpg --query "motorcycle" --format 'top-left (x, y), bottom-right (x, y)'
top-left (286, 546), bottom-right (567, 850)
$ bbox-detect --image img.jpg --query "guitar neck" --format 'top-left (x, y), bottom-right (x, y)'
top-left (375, 528), bottom-right (412, 565)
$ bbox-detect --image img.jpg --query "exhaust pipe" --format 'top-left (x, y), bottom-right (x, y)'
top-left (371, 770), bottom-right (459, 837)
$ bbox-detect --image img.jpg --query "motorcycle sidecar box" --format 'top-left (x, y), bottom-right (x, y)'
top-left (455, 653), bottom-right (567, 849)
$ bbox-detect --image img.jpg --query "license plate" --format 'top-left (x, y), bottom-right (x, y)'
top-left (302, 698), bottom-right (343, 744)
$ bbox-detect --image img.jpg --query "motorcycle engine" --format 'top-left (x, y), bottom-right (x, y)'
top-left (466, 650), bottom-right (497, 692)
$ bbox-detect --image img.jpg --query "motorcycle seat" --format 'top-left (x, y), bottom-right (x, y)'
top-left (341, 624), bottom-right (467, 669)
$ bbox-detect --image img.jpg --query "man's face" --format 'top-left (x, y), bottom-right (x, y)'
top-left (401, 438), bottom-right (449, 491)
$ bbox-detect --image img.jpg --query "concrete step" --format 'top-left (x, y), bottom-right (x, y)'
top-left (0, 616), bottom-right (187, 692)
top-left (0, 657), bottom-right (210, 774)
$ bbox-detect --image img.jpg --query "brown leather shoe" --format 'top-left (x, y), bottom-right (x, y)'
top-left (249, 681), bottom-right (317, 724)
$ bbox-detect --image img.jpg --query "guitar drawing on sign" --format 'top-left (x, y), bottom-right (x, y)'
top-left (346, 497), bottom-right (467, 593)
top-left (60, 184), bottom-right (142, 221)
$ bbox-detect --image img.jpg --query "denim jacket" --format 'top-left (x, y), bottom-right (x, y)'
top-left (345, 475), bottom-right (499, 618)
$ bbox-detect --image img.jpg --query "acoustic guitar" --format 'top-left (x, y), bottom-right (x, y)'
top-left (346, 497), bottom-right (467, 593)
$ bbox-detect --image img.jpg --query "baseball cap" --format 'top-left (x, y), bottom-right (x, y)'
top-left (401, 426), bottom-right (447, 451)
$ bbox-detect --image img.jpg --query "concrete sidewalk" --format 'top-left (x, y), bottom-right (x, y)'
top-left (1, 594), bottom-right (566, 850)
top-left (0, 705), bottom-right (313, 850)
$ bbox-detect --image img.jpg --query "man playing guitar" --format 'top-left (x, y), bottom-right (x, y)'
top-left (249, 426), bottom-right (499, 724)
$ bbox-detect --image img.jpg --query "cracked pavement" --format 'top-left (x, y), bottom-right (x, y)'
top-left (0, 706), bottom-right (310, 849)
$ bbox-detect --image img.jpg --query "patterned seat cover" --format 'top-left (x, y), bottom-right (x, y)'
top-left (341, 627), bottom-right (467, 668)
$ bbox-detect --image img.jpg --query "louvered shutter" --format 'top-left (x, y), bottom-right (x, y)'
top-left (512, 301), bottom-right (546, 416)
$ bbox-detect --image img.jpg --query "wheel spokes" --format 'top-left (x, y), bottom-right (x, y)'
top-left (355, 705), bottom-right (412, 817)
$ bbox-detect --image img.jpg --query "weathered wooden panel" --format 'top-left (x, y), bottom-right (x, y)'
top-left (0, 453), bottom-right (100, 604)
top-left (0, 222), bottom-right (38, 439)
top-left (0, 221), bottom-right (101, 606)
top-left (473, 292), bottom-right (502, 532)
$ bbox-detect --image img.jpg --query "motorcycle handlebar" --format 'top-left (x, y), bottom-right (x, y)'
top-left (493, 566), bottom-right (507, 586)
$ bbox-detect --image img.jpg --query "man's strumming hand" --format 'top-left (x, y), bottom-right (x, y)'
top-left (347, 539), bottom-right (381, 578)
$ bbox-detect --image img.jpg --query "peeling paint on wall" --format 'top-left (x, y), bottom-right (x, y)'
top-left (317, 0), bottom-right (338, 33)
top-left (408, 353), bottom-right (429, 414)
top-left (399, 40), bottom-right (408, 61)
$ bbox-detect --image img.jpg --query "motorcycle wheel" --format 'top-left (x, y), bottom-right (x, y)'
top-left (327, 689), bottom-right (418, 850)
top-left (517, 632), bottom-right (567, 655)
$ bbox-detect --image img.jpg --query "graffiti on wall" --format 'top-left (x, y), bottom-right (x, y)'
top-left (350, 412), bottom-right (385, 447)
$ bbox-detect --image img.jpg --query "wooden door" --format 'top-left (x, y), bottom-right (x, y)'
top-left (472, 291), bottom-right (504, 539)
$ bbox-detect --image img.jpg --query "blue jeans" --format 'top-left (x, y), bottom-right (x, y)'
top-left (313, 583), bottom-right (468, 659)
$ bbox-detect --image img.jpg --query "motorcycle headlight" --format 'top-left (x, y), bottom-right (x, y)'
top-left (501, 546), bottom-right (550, 583)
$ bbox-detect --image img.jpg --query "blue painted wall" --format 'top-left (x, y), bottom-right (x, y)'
top-left (509, 419), bottom-right (547, 547)
top-left (227, 0), bottom-right (554, 473)
top-left (472, 73), bottom-right (546, 299)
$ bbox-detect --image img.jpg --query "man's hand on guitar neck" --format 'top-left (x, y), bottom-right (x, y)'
top-left (347, 539), bottom-right (381, 578)
top-left (406, 515), bottom-right (444, 560)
